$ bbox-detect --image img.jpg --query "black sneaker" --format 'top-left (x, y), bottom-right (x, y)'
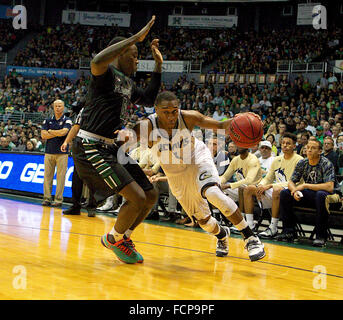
top-left (87, 208), bottom-right (96, 217)
top-left (275, 230), bottom-right (297, 243)
top-left (63, 207), bottom-right (81, 215)
top-left (42, 200), bottom-right (51, 206)
top-left (146, 210), bottom-right (159, 220)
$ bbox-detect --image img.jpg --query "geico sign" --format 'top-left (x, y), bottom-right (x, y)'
top-left (0, 161), bottom-right (13, 179)
top-left (20, 163), bottom-right (45, 183)
top-left (20, 163), bottom-right (74, 187)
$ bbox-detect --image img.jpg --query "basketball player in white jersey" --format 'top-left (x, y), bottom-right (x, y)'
top-left (131, 91), bottom-right (265, 261)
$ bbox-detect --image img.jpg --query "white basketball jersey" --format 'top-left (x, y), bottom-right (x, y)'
top-left (147, 111), bottom-right (208, 176)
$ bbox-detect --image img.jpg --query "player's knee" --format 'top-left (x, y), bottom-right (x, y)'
top-left (145, 188), bottom-right (158, 205)
top-left (130, 189), bottom-right (146, 206)
top-left (272, 186), bottom-right (282, 199)
top-left (205, 185), bottom-right (238, 217)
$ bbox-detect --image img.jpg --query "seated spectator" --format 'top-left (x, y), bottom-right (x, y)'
top-left (0, 136), bottom-right (10, 150)
top-left (212, 106), bottom-right (226, 121)
top-left (15, 136), bottom-right (28, 152)
top-left (25, 140), bottom-right (35, 152)
top-left (300, 144), bottom-right (308, 158)
top-left (315, 126), bottom-right (325, 144)
top-left (220, 147), bottom-right (262, 229)
top-left (135, 106), bottom-right (147, 119)
top-left (275, 123), bottom-right (287, 150)
top-left (207, 136), bottom-right (230, 177)
top-left (244, 133), bottom-right (302, 238)
top-left (297, 132), bottom-right (310, 154)
top-left (323, 136), bottom-right (339, 174)
top-left (265, 134), bottom-right (278, 156)
top-left (276, 139), bottom-right (339, 247)
top-left (258, 141), bottom-right (275, 178)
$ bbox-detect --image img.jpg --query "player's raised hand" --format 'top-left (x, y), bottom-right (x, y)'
top-left (135, 15), bottom-right (155, 43)
top-left (151, 39), bottom-right (163, 65)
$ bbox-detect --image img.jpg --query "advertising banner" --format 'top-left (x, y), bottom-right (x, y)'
top-left (168, 15), bottom-right (238, 28)
top-left (6, 65), bottom-right (78, 80)
top-left (138, 60), bottom-right (188, 73)
top-left (0, 153), bottom-right (74, 198)
top-left (297, 3), bottom-right (320, 25)
top-left (62, 10), bottom-right (131, 27)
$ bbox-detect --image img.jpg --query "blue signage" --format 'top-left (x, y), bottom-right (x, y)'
top-left (6, 65), bottom-right (78, 80)
top-left (0, 5), bottom-right (12, 19)
top-left (0, 152), bottom-right (74, 198)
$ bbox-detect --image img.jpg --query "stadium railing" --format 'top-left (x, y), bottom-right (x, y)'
top-left (0, 112), bottom-right (46, 125)
top-left (277, 60), bottom-right (327, 73)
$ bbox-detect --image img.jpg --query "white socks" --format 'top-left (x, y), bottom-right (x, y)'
top-left (109, 227), bottom-right (124, 243)
top-left (234, 218), bottom-right (249, 231)
top-left (245, 213), bottom-right (255, 229)
top-left (270, 218), bottom-right (279, 232)
top-left (124, 229), bottom-right (133, 239)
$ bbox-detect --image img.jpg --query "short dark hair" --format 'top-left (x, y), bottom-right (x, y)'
top-left (266, 133), bottom-right (275, 143)
top-left (310, 139), bottom-right (323, 150)
top-left (282, 132), bottom-right (297, 143)
top-left (301, 132), bottom-right (310, 139)
top-left (324, 136), bottom-right (334, 144)
top-left (108, 36), bottom-right (127, 47)
top-left (155, 91), bottom-right (178, 106)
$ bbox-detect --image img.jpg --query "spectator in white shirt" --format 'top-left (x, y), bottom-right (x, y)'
top-left (328, 72), bottom-right (338, 90)
top-left (212, 106), bottom-right (226, 121)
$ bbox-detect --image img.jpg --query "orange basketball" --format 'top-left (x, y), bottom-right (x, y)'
top-left (228, 112), bottom-right (264, 148)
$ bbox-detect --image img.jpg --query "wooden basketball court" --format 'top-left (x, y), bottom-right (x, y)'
top-left (1, 194), bottom-right (343, 300)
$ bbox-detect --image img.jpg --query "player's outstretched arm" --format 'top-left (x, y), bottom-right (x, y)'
top-left (91, 16), bottom-right (156, 76)
top-left (182, 110), bottom-right (232, 133)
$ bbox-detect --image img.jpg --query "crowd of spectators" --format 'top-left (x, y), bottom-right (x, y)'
top-left (2, 70), bottom-right (343, 162)
top-left (11, 23), bottom-right (342, 75)
top-left (208, 26), bottom-right (342, 74)
top-left (12, 23), bottom-right (128, 69)
top-left (0, 18), bottom-right (28, 52)
top-left (0, 70), bottom-right (89, 115)
top-left (12, 23), bottom-right (231, 70)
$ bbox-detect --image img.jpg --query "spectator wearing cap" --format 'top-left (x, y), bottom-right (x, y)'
top-left (316, 126), bottom-right (324, 144)
top-left (41, 99), bottom-right (72, 207)
top-left (258, 140), bottom-right (275, 178)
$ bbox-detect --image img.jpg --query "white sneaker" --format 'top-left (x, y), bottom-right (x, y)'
top-left (258, 226), bottom-right (277, 239)
top-left (244, 236), bottom-right (266, 262)
top-left (216, 226), bottom-right (230, 257)
top-left (97, 196), bottom-right (114, 211)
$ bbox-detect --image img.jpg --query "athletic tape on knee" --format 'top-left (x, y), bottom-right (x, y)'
top-left (199, 216), bottom-right (219, 234)
top-left (205, 186), bottom-right (238, 217)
